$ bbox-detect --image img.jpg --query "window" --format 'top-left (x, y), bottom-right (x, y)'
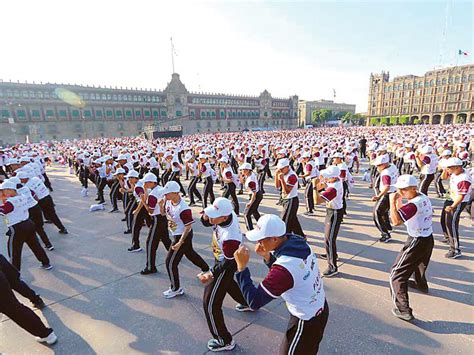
top-left (161, 110), bottom-right (167, 117)
top-left (135, 110), bottom-right (141, 118)
top-left (59, 110), bottom-right (67, 118)
top-left (115, 110), bottom-right (123, 117)
top-left (152, 110), bottom-right (159, 118)
top-left (95, 110), bottom-right (103, 118)
top-left (176, 110), bottom-right (182, 117)
top-left (72, 110), bottom-right (80, 118)
top-left (31, 109), bottom-right (41, 118)
top-left (126, 110), bottom-right (132, 118)
top-left (106, 110), bottom-right (113, 118)
top-left (1, 109), bottom-right (10, 118)
top-left (83, 110), bottom-right (92, 118)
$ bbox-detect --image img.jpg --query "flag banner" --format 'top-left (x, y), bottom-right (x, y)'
top-left (458, 49), bottom-right (469, 56)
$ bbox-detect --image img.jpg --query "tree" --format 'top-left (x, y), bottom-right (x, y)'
top-left (380, 116), bottom-right (389, 126)
top-left (399, 115), bottom-right (409, 125)
top-left (413, 118), bottom-right (421, 125)
top-left (311, 109), bottom-right (333, 126)
top-left (341, 112), bottom-right (354, 124)
top-left (370, 117), bottom-right (380, 126)
top-left (389, 116), bottom-right (399, 125)
top-left (352, 113), bottom-right (366, 126)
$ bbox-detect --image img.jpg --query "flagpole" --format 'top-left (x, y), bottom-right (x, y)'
top-left (170, 37), bottom-right (175, 73)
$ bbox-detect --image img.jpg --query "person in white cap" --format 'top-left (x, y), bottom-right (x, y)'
top-left (234, 214), bottom-right (328, 354)
top-left (239, 162), bottom-right (263, 230)
top-left (140, 179), bottom-right (171, 275)
top-left (435, 150), bottom-right (452, 198)
top-left (198, 154), bottom-right (216, 208)
top-left (440, 157), bottom-right (472, 259)
top-left (185, 154), bottom-right (202, 206)
top-left (415, 145), bottom-right (438, 195)
top-left (22, 170), bottom-right (68, 235)
top-left (402, 144), bottom-right (416, 175)
top-left (220, 157), bottom-right (239, 215)
top-left (96, 155), bottom-right (114, 204)
top-left (0, 180), bottom-right (52, 271)
top-left (372, 154), bottom-right (399, 243)
top-left (169, 153), bottom-right (187, 197)
top-left (13, 174), bottom-right (53, 250)
top-left (275, 158), bottom-right (305, 236)
top-left (313, 165), bottom-right (344, 277)
top-left (331, 152), bottom-right (349, 216)
top-left (109, 168), bottom-right (125, 213)
top-left (299, 152), bottom-right (319, 216)
top-left (129, 173), bottom-right (155, 252)
top-left (199, 197), bottom-right (250, 352)
top-left (122, 170), bottom-right (140, 234)
top-left (162, 181), bottom-right (209, 299)
top-left (388, 174), bottom-right (434, 321)
top-left (0, 254), bottom-right (57, 346)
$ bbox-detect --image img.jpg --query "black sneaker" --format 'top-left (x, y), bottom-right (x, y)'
top-left (45, 244), bottom-right (55, 251)
top-left (408, 279), bottom-right (429, 294)
top-left (322, 267), bottom-right (338, 277)
top-left (109, 208), bottom-right (119, 213)
top-left (392, 308), bottom-right (414, 321)
top-left (445, 250), bottom-right (462, 259)
top-left (124, 229), bottom-right (132, 234)
top-left (379, 234), bottom-right (391, 243)
top-left (207, 338), bottom-right (236, 352)
top-left (121, 217), bottom-right (126, 222)
top-left (32, 297), bottom-right (46, 309)
top-left (140, 268), bottom-right (157, 275)
top-left (59, 229), bottom-right (68, 235)
top-left (237, 191), bottom-right (243, 195)
top-left (128, 246), bottom-right (142, 253)
top-left (44, 220), bottom-right (53, 224)
top-left (41, 264), bottom-right (53, 270)
top-left (235, 304), bottom-right (254, 312)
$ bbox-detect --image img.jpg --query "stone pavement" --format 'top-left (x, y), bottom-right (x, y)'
top-left (0, 164), bottom-right (473, 354)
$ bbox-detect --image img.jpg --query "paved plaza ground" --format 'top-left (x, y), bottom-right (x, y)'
top-left (1, 164), bottom-right (473, 354)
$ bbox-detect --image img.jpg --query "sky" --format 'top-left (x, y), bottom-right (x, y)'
top-left (0, 0), bottom-right (472, 112)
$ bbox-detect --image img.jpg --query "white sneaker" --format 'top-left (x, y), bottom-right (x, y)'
top-left (164, 287), bottom-right (184, 299)
top-left (36, 331), bottom-right (58, 345)
top-left (162, 288), bottom-right (173, 296)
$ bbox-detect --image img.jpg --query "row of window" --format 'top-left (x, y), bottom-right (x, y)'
top-left (195, 119), bottom-right (289, 128)
top-left (0, 89), bottom-right (163, 103)
top-left (380, 102), bottom-right (472, 115)
top-left (190, 97), bottom-right (260, 106)
top-left (382, 75), bottom-right (474, 92)
top-left (189, 110), bottom-right (291, 118)
top-left (0, 107), bottom-right (168, 120)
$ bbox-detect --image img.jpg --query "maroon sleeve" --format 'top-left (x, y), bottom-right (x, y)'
top-left (305, 164), bottom-right (312, 172)
top-left (354, 156), bottom-right (359, 162)
top-left (381, 175), bottom-right (391, 186)
top-left (179, 209), bottom-right (194, 225)
top-left (410, 154), bottom-right (415, 160)
top-left (315, 152), bottom-right (320, 157)
top-left (0, 201), bottom-right (14, 214)
top-left (286, 174), bottom-right (298, 186)
top-left (222, 240), bottom-right (241, 259)
top-left (340, 169), bottom-right (347, 178)
top-left (422, 156), bottom-right (431, 165)
top-left (225, 171), bottom-right (233, 179)
top-left (261, 265), bottom-right (294, 298)
top-left (248, 181), bottom-right (257, 192)
top-left (135, 186), bottom-right (144, 196)
top-left (201, 165), bottom-right (207, 173)
top-left (148, 195), bottom-right (158, 209)
top-left (398, 203), bottom-right (417, 221)
top-left (172, 162), bottom-right (180, 167)
top-left (457, 181), bottom-right (471, 194)
top-left (321, 187), bottom-right (337, 201)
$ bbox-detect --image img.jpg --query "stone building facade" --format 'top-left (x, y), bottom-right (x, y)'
top-left (367, 64), bottom-right (474, 125)
top-left (0, 73), bottom-right (298, 145)
top-left (298, 99), bottom-right (356, 126)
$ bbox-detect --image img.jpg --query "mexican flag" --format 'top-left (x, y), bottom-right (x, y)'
top-left (458, 49), bottom-right (469, 56)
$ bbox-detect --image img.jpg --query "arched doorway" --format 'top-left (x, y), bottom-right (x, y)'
top-left (432, 114), bottom-right (441, 124)
top-left (410, 115), bottom-right (419, 124)
top-left (470, 113), bottom-right (474, 123)
top-left (444, 114), bottom-right (453, 124)
top-left (456, 113), bottom-right (467, 124)
top-left (421, 115), bottom-right (430, 124)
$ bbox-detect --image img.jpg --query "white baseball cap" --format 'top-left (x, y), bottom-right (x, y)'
top-left (16, 171), bottom-right (29, 180)
top-left (277, 158), bottom-right (290, 169)
top-left (7, 158), bottom-right (20, 165)
top-left (239, 162), bottom-right (252, 170)
top-left (126, 170), bottom-right (139, 179)
top-left (162, 181), bottom-right (180, 194)
top-left (320, 165), bottom-right (340, 179)
top-left (301, 152), bottom-right (311, 159)
top-left (419, 145), bottom-right (433, 154)
top-left (373, 154), bottom-right (390, 166)
top-left (204, 197), bottom-right (234, 218)
top-left (0, 180), bottom-right (18, 191)
top-left (199, 153), bottom-right (208, 159)
top-left (246, 214), bottom-right (287, 241)
top-left (113, 168), bottom-right (126, 176)
top-left (142, 172), bottom-right (158, 183)
top-left (116, 154), bottom-right (128, 161)
top-left (445, 157), bottom-right (463, 167)
top-left (394, 175), bottom-right (418, 189)
top-left (20, 157), bottom-right (31, 163)
top-left (376, 145), bottom-right (387, 152)
top-left (219, 157), bottom-right (229, 163)
top-left (332, 152), bottom-right (344, 159)
top-left (441, 150), bottom-right (452, 156)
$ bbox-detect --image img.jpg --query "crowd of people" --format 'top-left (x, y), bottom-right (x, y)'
top-left (0, 124), bottom-right (472, 353)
